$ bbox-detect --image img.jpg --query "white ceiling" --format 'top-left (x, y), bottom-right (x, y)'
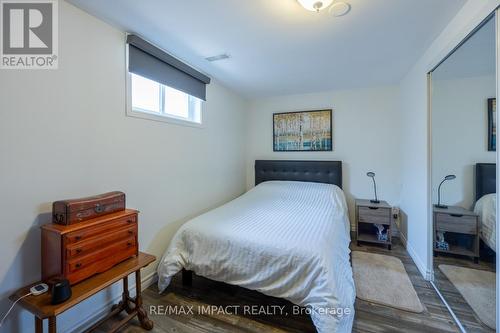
top-left (68, 0), bottom-right (467, 99)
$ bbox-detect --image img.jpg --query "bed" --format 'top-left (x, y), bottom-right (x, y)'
top-left (474, 163), bottom-right (496, 251)
top-left (157, 160), bottom-right (355, 333)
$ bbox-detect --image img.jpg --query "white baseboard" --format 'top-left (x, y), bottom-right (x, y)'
top-left (404, 238), bottom-right (432, 281)
top-left (142, 271), bottom-right (158, 289)
top-left (67, 271), bottom-right (158, 333)
top-left (399, 230), bottom-right (408, 247)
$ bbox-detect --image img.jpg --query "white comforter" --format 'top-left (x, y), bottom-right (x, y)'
top-left (157, 181), bottom-right (355, 332)
top-left (474, 193), bottom-right (496, 251)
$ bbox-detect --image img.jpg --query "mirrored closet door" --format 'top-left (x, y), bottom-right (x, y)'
top-left (430, 12), bottom-right (497, 332)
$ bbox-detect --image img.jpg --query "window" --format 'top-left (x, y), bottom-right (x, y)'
top-left (126, 35), bottom-right (210, 125)
top-left (129, 73), bottom-right (202, 125)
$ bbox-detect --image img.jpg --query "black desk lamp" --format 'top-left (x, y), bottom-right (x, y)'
top-left (366, 172), bottom-right (380, 204)
top-left (435, 174), bottom-right (456, 209)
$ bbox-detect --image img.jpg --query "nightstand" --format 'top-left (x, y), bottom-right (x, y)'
top-left (355, 199), bottom-right (392, 250)
top-left (433, 206), bottom-right (479, 263)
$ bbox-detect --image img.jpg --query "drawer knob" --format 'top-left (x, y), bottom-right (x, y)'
top-left (94, 204), bottom-right (104, 213)
top-left (128, 230), bottom-right (134, 235)
top-left (368, 207), bottom-right (379, 210)
top-left (76, 248), bottom-right (82, 254)
top-left (450, 214), bottom-right (463, 218)
top-left (127, 219), bottom-right (134, 223)
top-left (127, 242), bottom-right (132, 247)
top-left (75, 236), bottom-right (82, 241)
top-left (75, 263), bottom-right (82, 268)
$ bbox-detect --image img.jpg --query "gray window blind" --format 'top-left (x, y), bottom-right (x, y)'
top-left (127, 35), bottom-right (211, 101)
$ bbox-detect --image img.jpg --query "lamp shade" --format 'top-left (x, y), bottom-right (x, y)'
top-left (297, 0), bottom-right (334, 12)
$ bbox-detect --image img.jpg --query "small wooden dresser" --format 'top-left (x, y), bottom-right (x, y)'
top-left (41, 209), bottom-right (139, 285)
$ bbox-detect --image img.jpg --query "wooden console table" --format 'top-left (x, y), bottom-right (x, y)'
top-left (9, 252), bottom-right (156, 333)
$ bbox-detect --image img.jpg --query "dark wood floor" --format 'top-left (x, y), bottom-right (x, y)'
top-left (99, 238), bottom-right (460, 333)
top-left (433, 250), bottom-right (495, 333)
top-left (351, 239), bottom-right (458, 333)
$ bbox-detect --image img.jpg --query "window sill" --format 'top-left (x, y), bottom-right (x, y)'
top-left (126, 109), bottom-right (204, 128)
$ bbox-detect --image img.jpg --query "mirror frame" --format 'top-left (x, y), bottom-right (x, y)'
top-left (427, 7), bottom-right (500, 332)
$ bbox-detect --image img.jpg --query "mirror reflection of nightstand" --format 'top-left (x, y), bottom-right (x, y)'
top-left (433, 206), bottom-right (479, 263)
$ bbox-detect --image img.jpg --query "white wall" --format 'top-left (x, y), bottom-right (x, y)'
top-left (0, 1), bottom-right (248, 332)
top-left (432, 75), bottom-right (496, 209)
top-left (245, 86), bottom-right (401, 229)
top-left (398, 0), bottom-right (499, 280)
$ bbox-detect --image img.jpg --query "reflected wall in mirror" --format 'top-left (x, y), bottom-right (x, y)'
top-left (431, 15), bottom-right (496, 332)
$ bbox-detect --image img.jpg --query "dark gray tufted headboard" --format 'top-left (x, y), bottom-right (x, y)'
top-left (255, 160), bottom-right (342, 188)
top-left (476, 163), bottom-right (496, 201)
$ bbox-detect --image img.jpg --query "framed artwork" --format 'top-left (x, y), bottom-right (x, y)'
top-left (488, 98), bottom-right (496, 151)
top-left (273, 109), bottom-right (332, 152)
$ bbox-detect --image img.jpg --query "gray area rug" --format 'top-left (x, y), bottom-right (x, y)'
top-left (352, 251), bottom-right (424, 313)
top-left (439, 264), bottom-right (495, 330)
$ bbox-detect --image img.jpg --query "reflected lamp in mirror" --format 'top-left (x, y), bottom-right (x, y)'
top-left (366, 172), bottom-right (380, 204)
top-left (435, 175), bottom-right (456, 209)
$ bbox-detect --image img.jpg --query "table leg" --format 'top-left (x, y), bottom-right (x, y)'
top-left (48, 316), bottom-right (56, 333)
top-left (122, 276), bottom-right (129, 300)
top-left (135, 270), bottom-right (153, 330)
top-left (35, 317), bottom-right (43, 333)
top-left (122, 276), bottom-right (133, 314)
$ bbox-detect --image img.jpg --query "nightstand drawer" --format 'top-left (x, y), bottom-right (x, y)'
top-left (435, 213), bottom-right (477, 234)
top-left (358, 206), bottom-right (391, 225)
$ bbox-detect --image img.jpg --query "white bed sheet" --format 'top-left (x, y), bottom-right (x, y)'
top-left (474, 193), bottom-right (496, 251)
top-left (157, 181), bottom-right (355, 332)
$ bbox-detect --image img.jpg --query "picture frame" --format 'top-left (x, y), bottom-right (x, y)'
top-left (488, 98), bottom-right (496, 151)
top-left (273, 109), bottom-right (332, 152)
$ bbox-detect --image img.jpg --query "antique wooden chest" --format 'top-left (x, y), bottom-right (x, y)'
top-left (52, 191), bottom-right (126, 225)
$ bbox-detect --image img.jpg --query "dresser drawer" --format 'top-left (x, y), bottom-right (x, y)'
top-left (358, 206), bottom-right (391, 225)
top-left (65, 214), bottom-right (137, 244)
top-left (66, 243), bottom-right (137, 285)
top-left (435, 213), bottom-right (477, 234)
top-left (67, 236), bottom-right (136, 273)
top-left (66, 225), bottom-right (136, 258)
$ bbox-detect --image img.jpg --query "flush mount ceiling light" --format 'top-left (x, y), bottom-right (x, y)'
top-left (297, 0), bottom-right (334, 12)
top-left (329, 2), bottom-right (351, 16)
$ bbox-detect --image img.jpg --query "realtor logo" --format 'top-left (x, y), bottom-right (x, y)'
top-left (1, 0), bottom-right (58, 69)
